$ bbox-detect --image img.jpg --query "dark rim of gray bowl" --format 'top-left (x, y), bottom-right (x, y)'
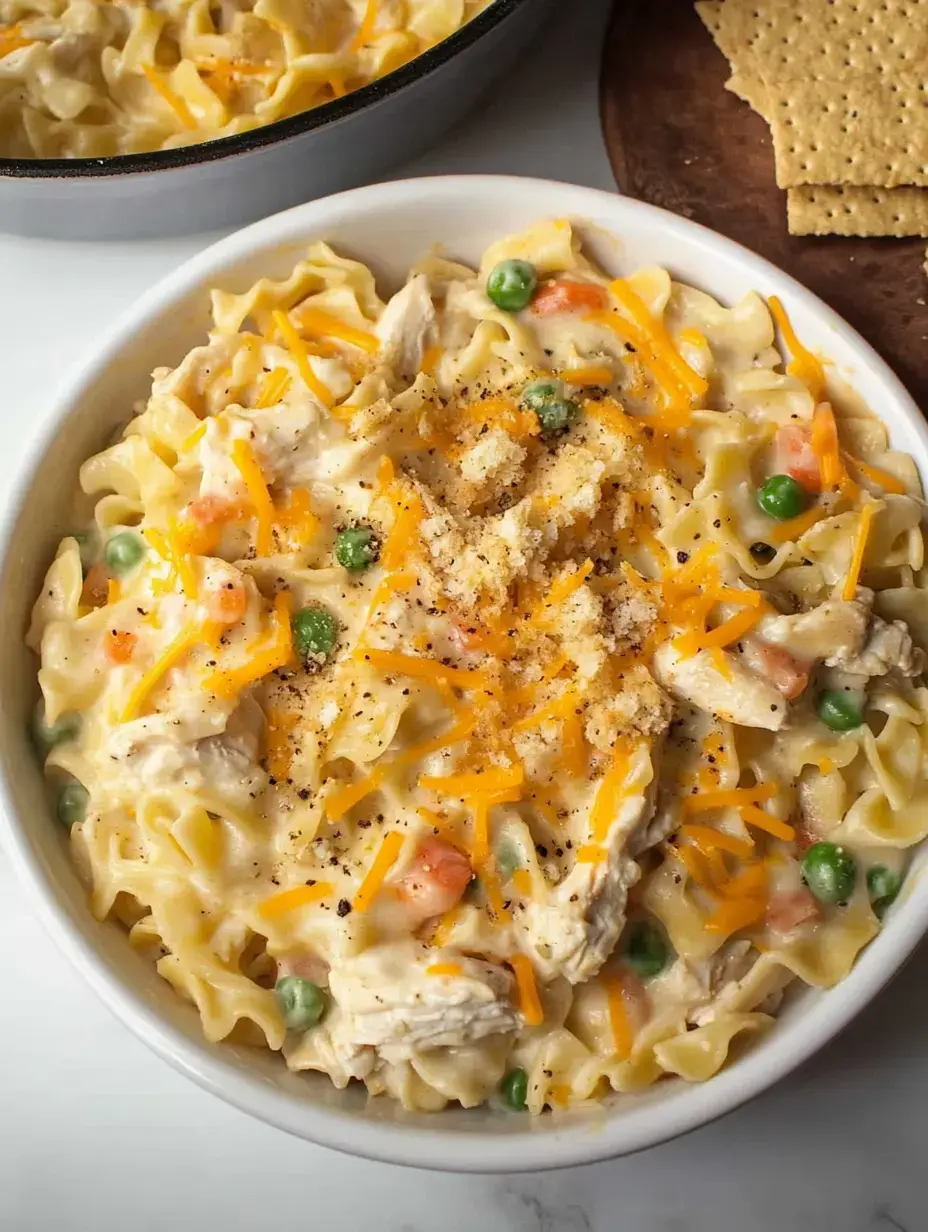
top-left (0, 0), bottom-right (528, 179)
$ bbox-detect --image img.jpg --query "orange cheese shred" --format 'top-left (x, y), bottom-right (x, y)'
top-left (590, 742), bottom-right (633, 843)
top-left (255, 366), bottom-right (292, 409)
top-left (426, 962), bottom-right (463, 977)
top-left (679, 823), bottom-right (754, 860)
top-left (575, 844), bottom-right (606, 865)
top-left (765, 504), bottom-right (828, 546)
top-left (511, 868), bottom-right (533, 896)
top-left (844, 453), bottom-right (905, 496)
top-left (842, 502), bottom-right (875, 601)
top-left (704, 895), bottom-right (767, 936)
top-left (231, 438), bottom-right (275, 558)
top-left (739, 805), bottom-right (796, 843)
top-left (420, 764), bottom-right (524, 799)
top-left (684, 784), bottom-right (777, 812)
top-left (296, 306), bottom-right (379, 355)
top-left (141, 64), bottom-right (196, 129)
top-left (768, 295), bottom-right (826, 402)
top-left (508, 954), bottom-right (543, 1027)
top-left (121, 622), bottom-right (208, 722)
top-left (325, 714), bottom-right (476, 820)
top-left (357, 647), bottom-right (487, 690)
top-left (602, 973), bottom-right (634, 1060)
top-left (562, 364), bottom-right (614, 387)
top-left (257, 882), bottom-right (333, 919)
top-left (353, 830), bottom-right (405, 913)
top-left (272, 309), bottom-right (334, 409)
top-left (673, 601), bottom-right (768, 658)
top-left (204, 591), bottom-right (292, 700)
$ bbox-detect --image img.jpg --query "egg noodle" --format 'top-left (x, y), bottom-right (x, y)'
top-left (28, 220), bottom-right (928, 1115)
top-left (0, 0), bottom-right (490, 158)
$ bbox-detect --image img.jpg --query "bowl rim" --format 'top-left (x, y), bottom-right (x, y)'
top-left (0, 0), bottom-right (531, 180)
top-left (3, 174), bottom-right (928, 1173)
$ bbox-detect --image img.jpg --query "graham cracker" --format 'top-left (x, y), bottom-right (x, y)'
top-left (788, 186), bottom-right (928, 236)
top-left (768, 74), bottom-right (928, 188)
top-left (711, 0), bottom-right (928, 81)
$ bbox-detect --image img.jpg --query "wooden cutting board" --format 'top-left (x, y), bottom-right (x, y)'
top-left (599, 0), bottom-right (928, 411)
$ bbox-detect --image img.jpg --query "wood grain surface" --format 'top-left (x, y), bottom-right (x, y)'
top-left (599, 0), bottom-right (928, 411)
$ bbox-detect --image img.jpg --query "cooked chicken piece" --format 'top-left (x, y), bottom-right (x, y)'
top-left (828, 616), bottom-right (925, 678)
top-left (519, 756), bottom-right (657, 984)
top-left (758, 598), bottom-right (869, 663)
top-left (326, 942), bottom-right (519, 1061)
top-left (652, 644), bottom-right (787, 731)
top-left (376, 275), bottom-right (438, 382)
top-left (757, 589), bottom-right (924, 679)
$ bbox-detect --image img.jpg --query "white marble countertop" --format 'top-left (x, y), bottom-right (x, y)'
top-left (1, 3), bottom-right (926, 1228)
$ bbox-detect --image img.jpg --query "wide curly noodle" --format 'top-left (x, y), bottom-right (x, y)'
top-left (0, 0), bottom-right (490, 158)
top-left (28, 219), bottom-right (928, 1115)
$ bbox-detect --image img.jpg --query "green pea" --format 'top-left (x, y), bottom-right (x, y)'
top-left (275, 976), bottom-right (326, 1031)
top-left (802, 841), bottom-right (857, 904)
top-left (335, 526), bottom-right (379, 573)
top-left (756, 474), bottom-right (807, 520)
top-left (817, 690), bottom-right (863, 732)
top-left (32, 706), bottom-right (81, 754)
top-left (622, 919), bottom-right (671, 979)
top-left (72, 529), bottom-right (97, 572)
top-left (522, 379), bottom-right (562, 411)
top-left (487, 259), bottom-right (537, 313)
top-left (57, 780), bottom-right (89, 829)
top-left (496, 839), bottom-right (521, 880)
top-left (104, 531), bottom-right (144, 577)
top-left (500, 1067), bottom-right (528, 1111)
top-left (535, 397), bottom-right (581, 438)
top-left (291, 605), bottom-right (338, 663)
top-left (867, 865), bottom-right (902, 919)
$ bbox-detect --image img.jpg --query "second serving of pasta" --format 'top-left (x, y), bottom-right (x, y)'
top-left (0, 0), bottom-right (490, 159)
top-left (29, 219), bottom-right (928, 1115)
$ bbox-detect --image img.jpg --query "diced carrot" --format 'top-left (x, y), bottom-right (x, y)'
top-left (105, 630), bottom-right (137, 664)
top-left (766, 888), bottom-right (819, 933)
top-left (751, 640), bottom-right (810, 700)
top-left (188, 495), bottom-right (244, 526)
top-left (398, 837), bottom-right (473, 927)
top-left (531, 279), bottom-right (609, 317)
top-left (774, 423), bottom-right (821, 493)
top-left (206, 576), bottom-right (248, 625)
top-left (81, 562), bottom-right (109, 609)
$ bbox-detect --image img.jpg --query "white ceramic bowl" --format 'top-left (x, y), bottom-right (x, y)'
top-left (2, 176), bottom-right (927, 1172)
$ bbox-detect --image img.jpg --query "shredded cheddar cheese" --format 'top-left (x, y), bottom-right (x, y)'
top-left (684, 784), bottom-right (777, 812)
top-left (353, 829), bottom-right (405, 913)
top-left (297, 307), bottom-right (379, 355)
top-left (231, 438), bottom-right (275, 557)
top-left (603, 973), bottom-right (633, 1060)
top-left (842, 502), bottom-right (875, 601)
top-left (508, 954), bottom-right (543, 1026)
top-left (426, 962), bottom-right (463, 977)
top-left (257, 882), bottom-right (332, 919)
top-left (121, 622), bottom-right (208, 722)
top-left (255, 366), bottom-right (292, 409)
top-left (204, 591), bottom-right (292, 700)
top-left (768, 295), bottom-right (825, 402)
top-left (141, 64), bottom-right (196, 130)
top-left (739, 805), bottom-right (796, 843)
top-left (272, 309), bottom-right (334, 409)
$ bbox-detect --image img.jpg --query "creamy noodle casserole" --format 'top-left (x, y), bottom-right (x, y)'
top-left (29, 221), bottom-right (928, 1115)
top-left (0, 0), bottom-right (489, 158)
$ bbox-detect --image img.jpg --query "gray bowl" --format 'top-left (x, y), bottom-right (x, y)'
top-left (0, 0), bottom-right (554, 240)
